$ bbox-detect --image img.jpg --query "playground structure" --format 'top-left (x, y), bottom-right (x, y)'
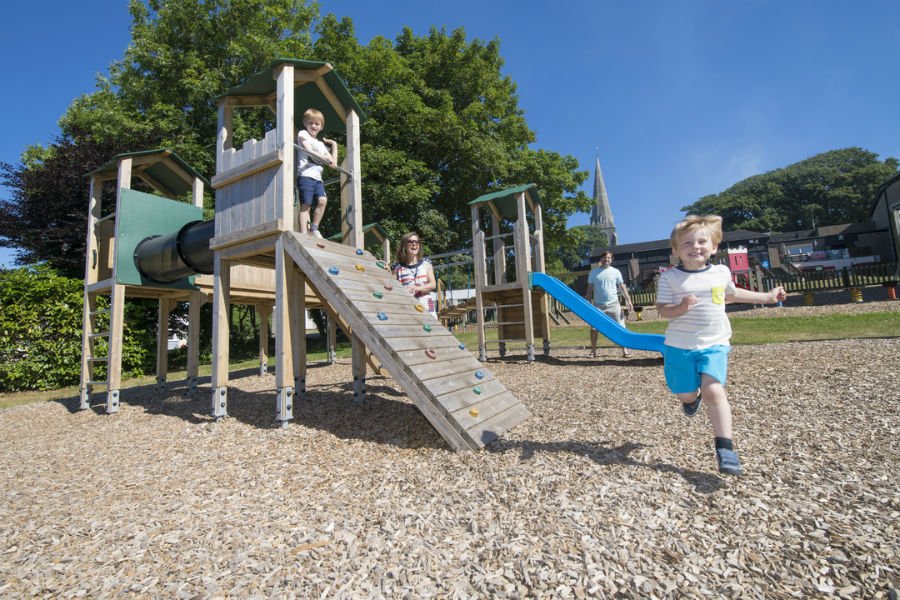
top-left (78, 59), bottom-right (531, 451)
top-left (467, 184), bottom-right (551, 361)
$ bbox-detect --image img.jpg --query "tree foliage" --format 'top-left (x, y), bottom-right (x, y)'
top-left (0, 0), bottom-right (317, 275)
top-left (0, 264), bottom-right (153, 391)
top-left (682, 148), bottom-right (899, 232)
top-left (310, 17), bottom-right (592, 261)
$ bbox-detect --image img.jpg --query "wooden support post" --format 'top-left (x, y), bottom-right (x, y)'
top-left (327, 312), bottom-right (337, 364)
top-left (274, 237), bottom-right (294, 426)
top-left (80, 175), bottom-right (104, 410)
top-left (515, 192), bottom-right (535, 361)
top-left (257, 304), bottom-right (272, 376)
top-left (155, 298), bottom-right (172, 395)
top-left (294, 272), bottom-right (308, 395)
top-left (186, 290), bottom-right (204, 396)
top-left (210, 256), bottom-right (231, 419)
top-left (491, 214), bottom-right (505, 285)
top-left (531, 196), bottom-right (551, 355)
top-left (106, 283), bottom-right (126, 413)
top-left (472, 205), bottom-right (488, 362)
top-left (341, 109), bottom-right (363, 249)
top-left (105, 157), bottom-right (132, 414)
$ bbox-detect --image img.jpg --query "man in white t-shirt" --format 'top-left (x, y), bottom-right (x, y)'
top-left (585, 250), bottom-right (633, 357)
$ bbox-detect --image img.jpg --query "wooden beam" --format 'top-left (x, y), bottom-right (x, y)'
top-left (210, 149), bottom-right (282, 189)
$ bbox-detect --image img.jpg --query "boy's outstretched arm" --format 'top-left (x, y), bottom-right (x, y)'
top-left (728, 286), bottom-right (787, 305)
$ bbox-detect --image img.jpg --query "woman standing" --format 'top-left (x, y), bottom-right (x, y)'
top-left (393, 232), bottom-right (437, 318)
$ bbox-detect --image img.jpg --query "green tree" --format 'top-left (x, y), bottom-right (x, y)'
top-left (563, 225), bottom-right (609, 269)
top-left (682, 148), bottom-right (899, 232)
top-left (0, 265), bottom-right (153, 391)
top-left (0, 0), bottom-right (318, 274)
top-left (311, 18), bottom-right (592, 258)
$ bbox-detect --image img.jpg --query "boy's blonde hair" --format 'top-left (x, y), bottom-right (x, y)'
top-left (303, 108), bottom-right (325, 127)
top-left (670, 214), bottom-right (723, 250)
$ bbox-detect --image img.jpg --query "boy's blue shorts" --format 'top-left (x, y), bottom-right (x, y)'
top-left (663, 345), bottom-right (730, 394)
top-left (298, 176), bottom-right (326, 206)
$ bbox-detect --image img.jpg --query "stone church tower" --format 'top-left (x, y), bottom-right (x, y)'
top-left (589, 155), bottom-right (617, 246)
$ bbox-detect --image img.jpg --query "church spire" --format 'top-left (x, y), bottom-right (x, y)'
top-left (589, 154), bottom-right (618, 246)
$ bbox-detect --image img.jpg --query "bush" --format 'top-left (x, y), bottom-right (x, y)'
top-left (0, 264), bottom-right (153, 392)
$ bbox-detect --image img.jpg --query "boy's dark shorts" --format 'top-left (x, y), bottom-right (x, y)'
top-left (298, 176), bottom-right (326, 206)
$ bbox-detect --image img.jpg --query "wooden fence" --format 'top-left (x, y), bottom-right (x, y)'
top-left (627, 262), bottom-right (897, 306)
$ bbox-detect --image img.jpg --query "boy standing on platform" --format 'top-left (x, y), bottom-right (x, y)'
top-left (296, 108), bottom-right (338, 238)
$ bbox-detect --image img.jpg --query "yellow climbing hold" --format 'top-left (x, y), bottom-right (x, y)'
top-left (469, 408), bottom-right (479, 417)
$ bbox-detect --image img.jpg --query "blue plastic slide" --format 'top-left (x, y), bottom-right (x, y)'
top-left (529, 272), bottom-right (666, 354)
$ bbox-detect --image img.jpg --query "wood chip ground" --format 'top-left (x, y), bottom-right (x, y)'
top-left (1, 298), bottom-right (898, 598)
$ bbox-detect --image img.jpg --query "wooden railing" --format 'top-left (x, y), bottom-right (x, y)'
top-left (212, 129), bottom-right (285, 239)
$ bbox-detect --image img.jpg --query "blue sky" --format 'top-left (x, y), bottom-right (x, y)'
top-left (1, 0), bottom-right (898, 268)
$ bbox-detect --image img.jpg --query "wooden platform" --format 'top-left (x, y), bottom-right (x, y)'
top-left (282, 231), bottom-right (531, 451)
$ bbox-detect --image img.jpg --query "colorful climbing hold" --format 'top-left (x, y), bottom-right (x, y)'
top-left (384, 283), bottom-right (393, 291)
top-left (473, 386), bottom-right (482, 395)
top-left (458, 343), bottom-right (466, 350)
top-left (317, 242), bottom-right (326, 249)
top-left (474, 370), bottom-right (484, 380)
top-left (414, 304), bottom-right (424, 313)
top-left (423, 324), bottom-right (432, 332)
top-left (355, 264), bottom-right (365, 272)
top-left (373, 291), bottom-right (384, 299)
top-left (328, 266), bottom-right (340, 275)
top-left (469, 408), bottom-right (480, 417)
top-left (356, 248), bottom-right (364, 255)
top-left (425, 349), bottom-right (437, 359)
top-left (376, 260), bottom-right (386, 269)
top-left (377, 312), bottom-right (388, 321)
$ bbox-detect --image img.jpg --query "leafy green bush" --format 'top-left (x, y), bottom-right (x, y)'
top-left (0, 264), bottom-right (153, 392)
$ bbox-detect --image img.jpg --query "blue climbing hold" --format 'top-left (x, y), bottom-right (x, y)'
top-left (328, 266), bottom-right (340, 275)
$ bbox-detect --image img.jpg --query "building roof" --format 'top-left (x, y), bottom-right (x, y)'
top-left (591, 229), bottom-right (768, 259)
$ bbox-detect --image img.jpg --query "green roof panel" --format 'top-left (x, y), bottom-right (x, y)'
top-left (216, 59), bottom-right (367, 134)
top-left (468, 184), bottom-right (541, 221)
top-left (87, 149), bottom-right (209, 198)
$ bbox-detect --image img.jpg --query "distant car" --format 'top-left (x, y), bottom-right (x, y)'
top-left (167, 337), bottom-right (187, 351)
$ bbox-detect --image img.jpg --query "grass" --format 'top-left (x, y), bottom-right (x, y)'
top-left (2, 310), bottom-right (897, 410)
top-left (450, 310), bottom-right (900, 349)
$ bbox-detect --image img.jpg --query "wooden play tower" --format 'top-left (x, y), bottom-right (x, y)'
top-left (469, 184), bottom-right (551, 361)
top-left (79, 60), bottom-right (531, 451)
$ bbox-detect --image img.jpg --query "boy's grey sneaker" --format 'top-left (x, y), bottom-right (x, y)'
top-left (681, 392), bottom-right (702, 417)
top-left (716, 448), bottom-right (744, 476)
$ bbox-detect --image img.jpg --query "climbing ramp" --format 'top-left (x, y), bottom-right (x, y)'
top-left (282, 231), bottom-right (531, 451)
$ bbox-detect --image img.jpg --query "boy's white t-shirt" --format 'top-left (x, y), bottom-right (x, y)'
top-left (656, 264), bottom-right (736, 349)
top-left (297, 129), bottom-right (327, 181)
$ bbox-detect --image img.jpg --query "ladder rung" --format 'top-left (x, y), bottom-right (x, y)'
top-left (88, 357), bottom-right (108, 362)
top-left (94, 213), bottom-right (116, 224)
top-left (89, 331), bottom-right (110, 339)
top-left (90, 308), bottom-right (110, 316)
top-left (86, 380), bottom-right (108, 386)
top-left (86, 279), bottom-right (114, 293)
